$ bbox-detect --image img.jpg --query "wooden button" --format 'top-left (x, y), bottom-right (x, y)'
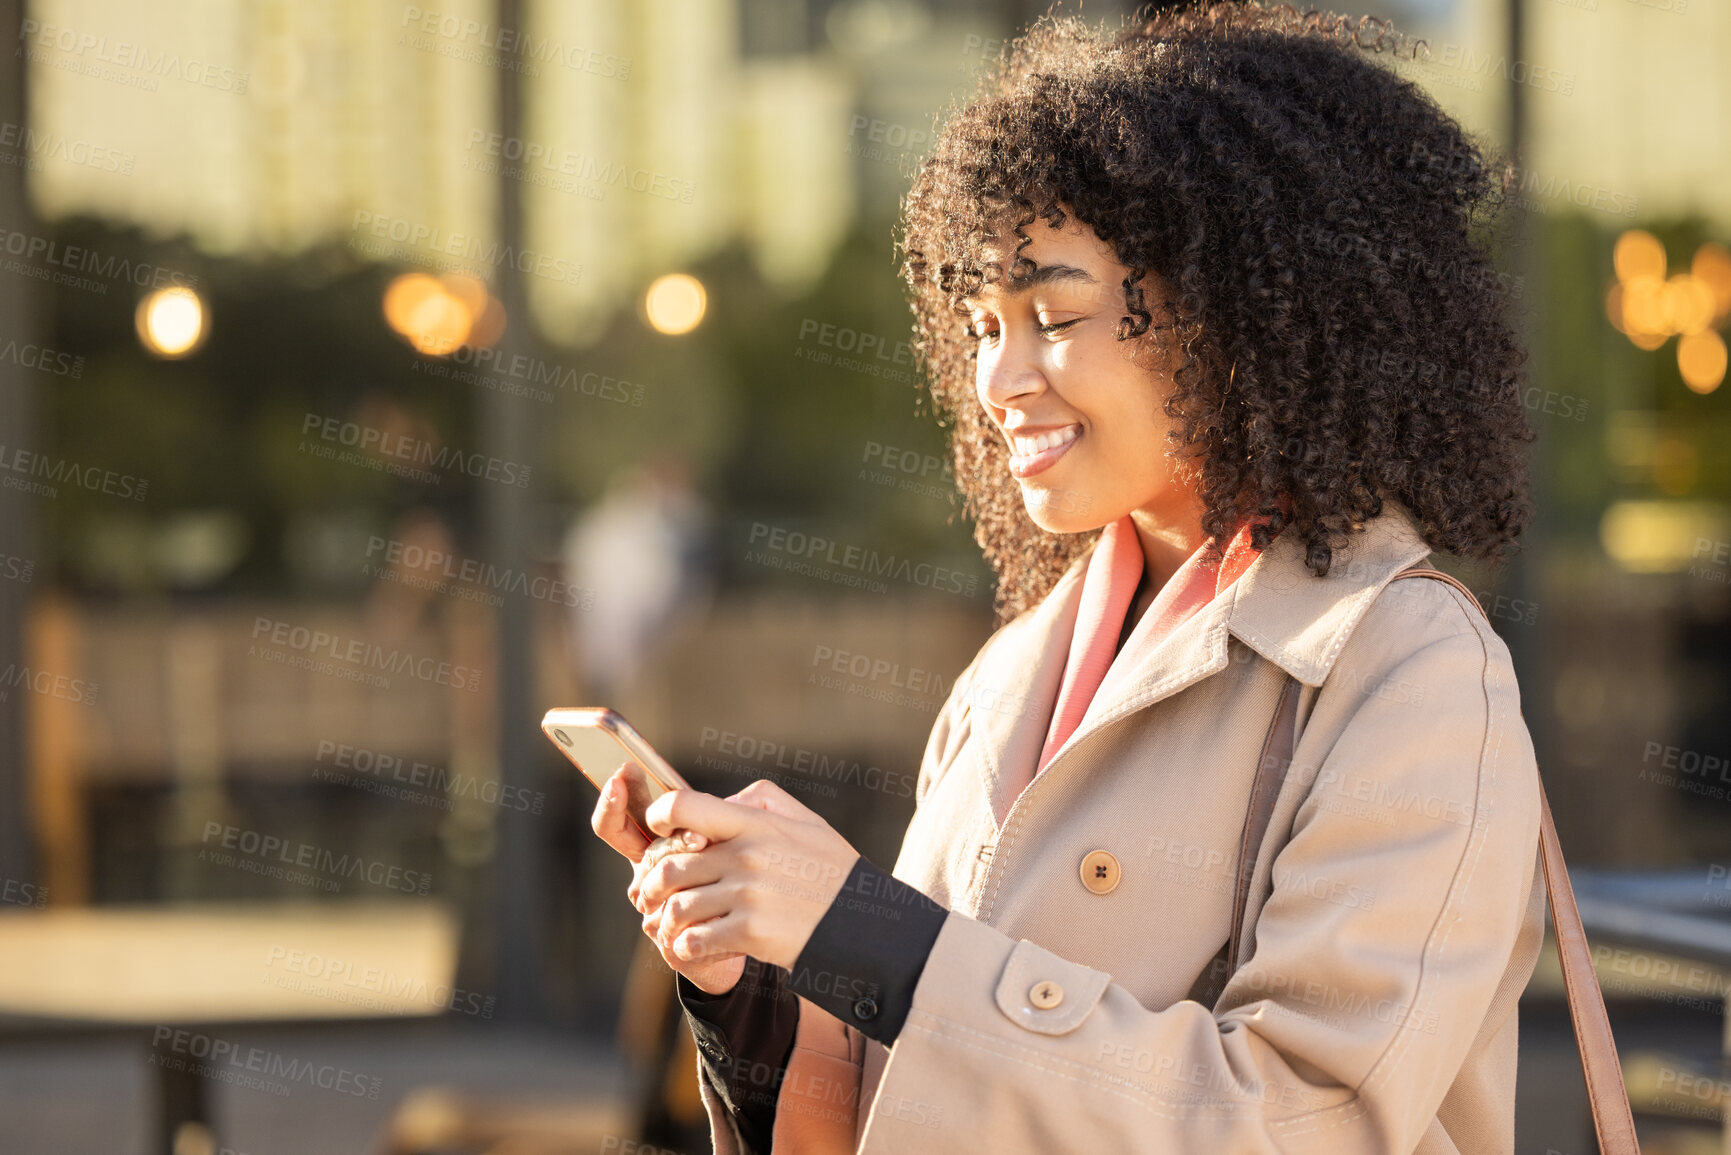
top-left (1080, 849), bottom-right (1121, 895)
top-left (1029, 980), bottom-right (1064, 1009)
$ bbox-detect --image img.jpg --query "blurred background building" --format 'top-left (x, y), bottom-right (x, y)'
top-left (0, 0), bottom-right (1727, 1153)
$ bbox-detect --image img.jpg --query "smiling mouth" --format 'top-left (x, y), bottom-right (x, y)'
top-left (1006, 424), bottom-right (1081, 479)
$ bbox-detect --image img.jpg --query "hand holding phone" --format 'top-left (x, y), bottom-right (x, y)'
top-left (591, 767), bottom-right (708, 863)
top-left (554, 707), bottom-right (743, 994)
top-left (545, 707), bottom-right (691, 848)
top-left (602, 774), bottom-right (742, 994)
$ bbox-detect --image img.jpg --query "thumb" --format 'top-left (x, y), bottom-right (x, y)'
top-left (724, 778), bottom-right (813, 822)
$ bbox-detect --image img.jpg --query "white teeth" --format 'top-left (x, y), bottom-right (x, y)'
top-left (1010, 426), bottom-right (1080, 457)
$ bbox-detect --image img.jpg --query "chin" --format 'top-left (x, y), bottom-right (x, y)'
top-left (1021, 487), bottom-right (1109, 536)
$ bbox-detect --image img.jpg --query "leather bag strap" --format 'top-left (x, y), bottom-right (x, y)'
top-left (1227, 675), bottom-right (1300, 975)
top-left (1224, 564), bottom-right (1640, 1154)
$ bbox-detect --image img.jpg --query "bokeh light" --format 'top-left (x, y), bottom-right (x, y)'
top-left (1613, 229), bottom-right (1666, 282)
top-left (382, 272), bottom-right (504, 356)
top-left (644, 273), bottom-right (707, 335)
top-left (1664, 274), bottom-right (1717, 335)
top-left (1678, 329), bottom-right (1727, 394)
top-left (135, 286), bottom-right (207, 358)
top-left (1691, 242), bottom-right (1731, 319)
top-left (1608, 231), bottom-right (1731, 387)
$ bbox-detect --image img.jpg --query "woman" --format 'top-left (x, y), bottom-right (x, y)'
top-left (592, 4), bottom-right (1545, 1152)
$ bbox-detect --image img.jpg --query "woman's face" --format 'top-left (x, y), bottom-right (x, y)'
top-left (964, 214), bottom-right (1195, 536)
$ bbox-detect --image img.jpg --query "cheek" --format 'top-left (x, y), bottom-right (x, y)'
top-left (1083, 387), bottom-right (1173, 477)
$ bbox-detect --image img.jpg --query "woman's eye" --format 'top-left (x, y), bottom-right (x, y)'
top-left (967, 317), bottom-right (1077, 342)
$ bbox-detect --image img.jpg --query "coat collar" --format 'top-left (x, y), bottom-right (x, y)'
top-left (1224, 496), bottom-right (1436, 686)
top-left (963, 500), bottom-right (1435, 826)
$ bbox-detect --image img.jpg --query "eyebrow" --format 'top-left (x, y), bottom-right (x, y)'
top-left (967, 262), bottom-right (1100, 304)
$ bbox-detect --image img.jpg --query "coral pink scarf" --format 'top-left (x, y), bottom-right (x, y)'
top-left (1035, 512), bottom-right (1274, 775)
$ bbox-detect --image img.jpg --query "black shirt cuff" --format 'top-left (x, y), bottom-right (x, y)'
top-left (676, 956), bottom-right (800, 1155)
top-left (787, 853), bottom-right (949, 1046)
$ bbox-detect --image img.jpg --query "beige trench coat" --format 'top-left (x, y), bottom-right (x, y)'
top-left (694, 499), bottom-right (1546, 1154)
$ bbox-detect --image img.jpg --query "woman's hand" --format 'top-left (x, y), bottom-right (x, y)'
top-left (634, 779), bottom-right (861, 973)
top-left (589, 765), bottom-right (744, 995)
top-left (631, 847), bottom-right (750, 995)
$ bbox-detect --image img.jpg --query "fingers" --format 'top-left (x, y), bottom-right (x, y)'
top-left (654, 884), bottom-right (734, 946)
top-left (645, 788), bottom-right (762, 843)
top-left (635, 845), bottom-right (729, 913)
top-left (627, 830), bottom-right (715, 906)
top-left (667, 910), bottom-right (750, 963)
top-left (638, 886), bottom-right (735, 962)
top-left (627, 841), bottom-right (666, 909)
top-left (639, 900), bottom-right (666, 945)
top-left (590, 769), bottom-right (652, 861)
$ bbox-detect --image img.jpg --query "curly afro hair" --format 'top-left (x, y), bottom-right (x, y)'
top-left (897, 1), bottom-right (1534, 625)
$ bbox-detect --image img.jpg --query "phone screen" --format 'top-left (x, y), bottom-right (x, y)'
top-left (547, 720), bottom-right (672, 836)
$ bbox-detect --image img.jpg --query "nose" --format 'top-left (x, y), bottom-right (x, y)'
top-left (976, 333), bottom-right (1046, 416)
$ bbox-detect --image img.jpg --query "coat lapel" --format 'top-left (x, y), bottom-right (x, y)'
top-left (962, 499), bottom-right (1438, 829)
top-left (962, 553), bottom-right (1084, 828)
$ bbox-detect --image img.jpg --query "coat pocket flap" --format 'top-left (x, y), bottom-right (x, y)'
top-left (992, 938), bottom-right (1110, 1036)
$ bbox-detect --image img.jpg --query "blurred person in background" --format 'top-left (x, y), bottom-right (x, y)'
top-left (561, 452), bottom-right (715, 707)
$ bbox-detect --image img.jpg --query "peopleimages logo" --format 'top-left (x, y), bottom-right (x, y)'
top-left (399, 7), bottom-right (633, 80)
top-left (0, 121), bottom-right (134, 174)
top-left (0, 551), bottom-right (34, 584)
top-left (314, 740), bottom-right (546, 814)
top-left (17, 20), bottom-right (250, 94)
top-left (363, 535), bottom-right (593, 610)
top-left (263, 944), bottom-right (496, 1018)
top-left (745, 522), bottom-right (980, 598)
top-left (0, 339), bottom-right (83, 378)
top-left (200, 821), bottom-right (433, 896)
top-left (695, 725), bottom-right (915, 799)
top-left (0, 877), bottom-right (47, 908)
top-left (349, 211), bottom-right (583, 286)
top-left (0, 443), bottom-right (148, 501)
top-left (300, 413), bottom-right (531, 488)
top-left (249, 616), bottom-right (483, 692)
top-left (415, 345), bottom-right (646, 409)
top-left (0, 662), bottom-right (99, 706)
top-left (463, 131), bottom-right (695, 204)
top-left (0, 225), bottom-right (197, 293)
top-left (150, 1027), bottom-right (379, 1100)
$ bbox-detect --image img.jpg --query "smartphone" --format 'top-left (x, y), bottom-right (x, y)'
top-left (542, 707), bottom-right (691, 842)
